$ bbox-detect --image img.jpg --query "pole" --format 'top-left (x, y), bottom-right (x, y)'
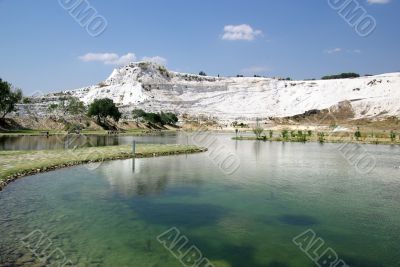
top-left (132, 140), bottom-right (136, 157)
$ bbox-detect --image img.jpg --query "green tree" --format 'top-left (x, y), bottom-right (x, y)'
top-left (67, 97), bottom-right (86, 115)
top-left (253, 126), bottom-right (264, 138)
top-left (199, 71), bottom-right (207, 76)
top-left (0, 78), bottom-right (22, 119)
top-left (354, 127), bottom-right (362, 141)
top-left (143, 112), bottom-right (162, 124)
top-left (322, 73), bottom-right (360, 80)
top-left (132, 109), bottom-right (146, 119)
top-left (88, 98), bottom-right (121, 123)
top-left (390, 131), bottom-right (396, 142)
top-left (132, 109), bottom-right (146, 123)
top-left (160, 112), bottom-right (178, 125)
top-left (281, 130), bottom-right (289, 140)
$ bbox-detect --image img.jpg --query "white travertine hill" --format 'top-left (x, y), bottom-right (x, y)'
top-left (48, 62), bottom-right (400, 121)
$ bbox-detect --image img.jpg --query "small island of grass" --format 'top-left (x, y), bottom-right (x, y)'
top-left (0, 144), bottom-right (206, 190)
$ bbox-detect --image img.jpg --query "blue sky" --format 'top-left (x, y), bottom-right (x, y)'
top-left (0, 0), bottom-right (399, 94)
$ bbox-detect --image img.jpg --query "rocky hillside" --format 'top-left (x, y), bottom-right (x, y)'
top-left (29, 62), bottom-right (400, 122)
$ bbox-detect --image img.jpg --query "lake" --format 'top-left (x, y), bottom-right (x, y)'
top-left (0, 134), bottom-right (399, 266)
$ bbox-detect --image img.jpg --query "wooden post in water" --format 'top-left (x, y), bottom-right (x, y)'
top-left (132, 140), bottom-right (136, 172)
top-left (132, 140), bottom-right (136, 157)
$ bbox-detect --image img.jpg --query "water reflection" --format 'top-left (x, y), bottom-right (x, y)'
top-left (0, 133), bottom-right (186, 150)
top-left (100, 153), bottom-right (211, 198)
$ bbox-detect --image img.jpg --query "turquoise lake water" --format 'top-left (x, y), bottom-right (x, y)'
top-left (0, 135), bottom-right (399, 266)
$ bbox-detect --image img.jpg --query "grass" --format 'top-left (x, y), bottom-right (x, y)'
top-left (0, 144), bottom-right (206, 188)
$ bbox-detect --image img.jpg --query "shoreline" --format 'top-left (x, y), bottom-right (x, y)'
top-left (0, 144), bottom-right (207, 191)
top-left (232, 136), bottom-right (400, 145)
top-left (0, 129), bottom-right (177, 137)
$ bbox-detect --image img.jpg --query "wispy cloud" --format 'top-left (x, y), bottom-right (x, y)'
top-left (141, 56), bottom-right (167, 66)
top-left (79, 53), bottom-right (168, 66)
top-left (222, 24), bottom-right (262, 41)
top-left (79, 53), bottom-right (136, 65)
top-left (241, 66), bottom-right (270, 75)
top-left (324, 48), bottom-right (342, 54)
top-left (324, 48), bottom-right (362, 54)
top-left (367, 0), bottom-right (390, 4)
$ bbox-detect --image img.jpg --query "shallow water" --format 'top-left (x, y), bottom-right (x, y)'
top-left (0, 133), bottom-right (187, 151)
top-left (0, 135), bottom-right (400, 266)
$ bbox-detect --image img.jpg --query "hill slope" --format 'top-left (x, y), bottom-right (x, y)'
top-left (44, 62), bottom-right (400, 122)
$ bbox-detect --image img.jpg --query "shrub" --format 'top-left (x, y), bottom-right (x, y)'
top-left (318, 132), bottom-right (325, 143)
top-left (322, 73), bottom-right (360, 80)
top-left (296, 131), bottom-right (307, 142)
top-left (354, 127), bottom-right (362, 140)
top-left (132, 109), bottom-right (147, 120)
top-left (143, 113), bottom-right (162, 124)
top-left (67, 97), bottom-right (86, 115)
top-left (253, 126), bottom-right (264, 138)
top-left (281, 130), bottom-right (289, 140)
top-left (48, 103), bottom-right (59, 112)
top-left (390, 131), bottom-right (396, 142)
top-left (160, 112), bottom-right (178, 125)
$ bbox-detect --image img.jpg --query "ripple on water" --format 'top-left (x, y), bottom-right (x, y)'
top-left (278, 214), bottom-right (319, 226)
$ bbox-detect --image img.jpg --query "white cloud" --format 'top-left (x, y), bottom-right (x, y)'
top-left (367, 0), bottom-right (390, 4)
top-left (241, 66), bottom-right (270, 75)
top-left (325, 48), bottom-right (342, 54)
top-left (222, 24), bottom-right (262, 41)
top-left (142, 56), bottom-right (167, 66)
top-left (79, 53), bottom-right (136, 65)
top-left (324, 48), bottom-right (362, 54)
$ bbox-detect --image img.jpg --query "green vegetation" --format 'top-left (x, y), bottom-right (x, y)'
top-left (199, 71), bottom-right (207, 76)
top-left (0, 78), bottom-right (22, 119)
top-left (66, 97), bottom-right (86, 115)
top-left (252, 126), bottom-right (264, 138)
top-left (354, 127), bottom-right (362, 141)
top-left (48, 103), bottom-right (59, 112)
top-left (132, 109), bottom-right (178, 126)
top-left (281, 130), bottom-right (289, 140)
top-left (322, 73), bottom-right (360, 80)
top-left (88, 98), bottom-right (121, 123)
top-left (318, 132), bottom-right (325, 143)
top-left (234, 129), bottom-right (400, 145)
top-left (296, 131), bottom-right (307, 142)
top-left (390, 131), bottom-right (396, 142)
top-left (0, 144), bottom-right (206, 185)
top-left (269, 130), bottom-right (273, 138)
